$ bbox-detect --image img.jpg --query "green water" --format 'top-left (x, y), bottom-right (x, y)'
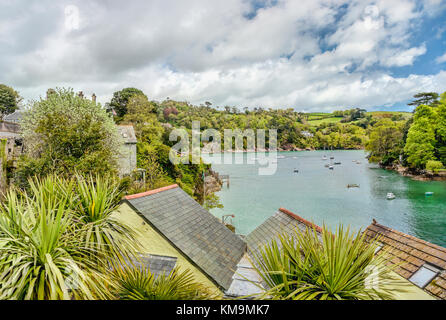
top-left (206, 150), bottom-right (446, 247)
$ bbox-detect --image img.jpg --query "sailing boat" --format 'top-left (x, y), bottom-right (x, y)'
top-left (322, 146), bottom-right (328, 160)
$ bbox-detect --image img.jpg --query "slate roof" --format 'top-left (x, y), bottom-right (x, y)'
top-left (118, 125), bottom-right (137, 144)
top-left (225, 208), bottom-right (323, 298)
top-left (124, 184), bottom-right (246, 290)
top-left (3, 110), bottom-right (22, 123)
top-left (225, 253), bottom-right (264, 299)
top-left (365, 220), bottom-right (446, 300)
top-left (130, 253), bottom-right (177, 277)
top-left (246, 207), bottom-right (322, 256)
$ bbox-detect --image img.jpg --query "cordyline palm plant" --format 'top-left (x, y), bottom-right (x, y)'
top-left (73, 174), bottom-right (140, 258)
top-left (109, 257), bottom-right (214, 300)
top-left (0, 174), bottom-right (140, 299)
top-left (0, 189), bottom-right (110, 299)
top-left (251, 225), bottom-right (407, 300)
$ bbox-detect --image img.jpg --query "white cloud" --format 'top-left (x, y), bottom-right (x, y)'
top-left (437, 52), bottom-right (446, 64)
top-left (1, 0), bottom-right (445, 111)
top-left (381, 45), bottom-right (427, 67)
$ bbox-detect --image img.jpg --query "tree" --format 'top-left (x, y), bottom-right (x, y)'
top-left (404, 117), bottom-right (436, 169)
top-left (0, 84), bottom-right (21, 119)
top-left (204, 193), bottom-right (223, 210)
top-left (366, 119), bottom-right (404, 165)
top-left (16, 88), bottom-right (123, 184)
top-left (408, 92), bottom-right (439, 108)
top-left (426, 160), bottom-right (443, 172)
top-left (109, 88), bottom-right (146, 117)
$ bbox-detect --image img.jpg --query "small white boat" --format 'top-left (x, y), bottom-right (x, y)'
top-left (386, 193), bottom-right (396, 200)
top-left (277, 155), bottom-right (285, 159)
top-left (425, 192), bottom-right (434, 196)
top-left (322, 156), bottom-right (328, 160)
top-left (329, 165), bottom-right (334, 170)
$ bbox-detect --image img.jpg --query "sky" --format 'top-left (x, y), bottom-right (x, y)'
top-left (1, 0), bottom-right (446, 112)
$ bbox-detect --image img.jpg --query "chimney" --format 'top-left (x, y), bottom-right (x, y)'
top-left (92, 93), bottom-right (96, 103)
top-left (78, 91), bottom-right (84, 98)
top-left (46, 88), bottom-right (55, 99)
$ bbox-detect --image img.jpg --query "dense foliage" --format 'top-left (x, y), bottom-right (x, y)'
top-left (117, 93), bottom-right (210, 203)
top-left (110, 258), bottom-right (213, 300)
top-left (108, 87), bottom-right (147, 118)
top-left (16, 89), bottom-right (123, 187)
top-left (367, 91), bottom-right (446, 171)
top-left (0, 84), bottom-right (21, 119)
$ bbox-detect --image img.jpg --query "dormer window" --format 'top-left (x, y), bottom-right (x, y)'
top-left (409, 264), bottom-right (440, 288)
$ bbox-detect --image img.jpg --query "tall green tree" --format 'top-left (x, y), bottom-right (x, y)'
top-left (404, 115), bottom-right (437, 169)
top-left (408, 92), bottom-right (439, 108)
top-left (109, 88), bottom-right (146, 117)
top-left (366, 119), bottom-right (404, 165)
top-left (0, 84), bottom-right (21, 119)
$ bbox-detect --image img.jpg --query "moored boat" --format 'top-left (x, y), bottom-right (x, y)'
top-left (387, 192), bottom-right (396, 200)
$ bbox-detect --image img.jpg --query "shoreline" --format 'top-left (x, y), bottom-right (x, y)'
top-left (201, 147), bottom-right (363, 154)
top-left (381, 164), bottom-right (446, 181)
top-left (204, 148), bottom-right (446, 182)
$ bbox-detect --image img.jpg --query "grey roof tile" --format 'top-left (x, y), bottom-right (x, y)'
top-left (246, 208), bottom-right (322, 257)
top-left (126, 186), bottom-right (246, 290)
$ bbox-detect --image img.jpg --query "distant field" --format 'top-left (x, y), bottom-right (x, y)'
top-left (307, 117), bottom-right (342, 126)
top-left (366, 111), bottom-right (412, 119)
top-left (305, 110), bottom-right (411, 126)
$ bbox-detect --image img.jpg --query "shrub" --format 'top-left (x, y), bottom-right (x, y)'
top-left (251, 225), bottom-right (407, 300)
top-left (426, 160), bottom-right (444, 172)
top-left (17, 88), bottom-right (123, 186)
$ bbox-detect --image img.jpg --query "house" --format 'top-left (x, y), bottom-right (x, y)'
top-left (365, 220), bottom-right (446, 300)
top-left (114, 184), bottom-right (246, 295)
top-left (301, 130), bottom-right (314, 138)
top-left (244, 208), bottom-right (435, 300)
top-left (0, 119), bottom-right (23, 161)
top-left (115, 184), bottom-right (441, 300)
top-left (117, 125), bottom-right (137, 176)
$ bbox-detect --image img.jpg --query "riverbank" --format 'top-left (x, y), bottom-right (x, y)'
top-left (201, 144), bottom-right (363, 154)
top-left (382, 164), bottom-right (446, 181)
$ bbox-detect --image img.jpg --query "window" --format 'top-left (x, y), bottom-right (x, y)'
top-left (409, 264), bottom-right (440, 288)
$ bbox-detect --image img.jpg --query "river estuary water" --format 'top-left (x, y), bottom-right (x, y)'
top-left (205, 150), bottom-right (446, 247)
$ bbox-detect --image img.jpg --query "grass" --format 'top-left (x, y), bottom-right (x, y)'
top-left (366, 111), bottom-right (412, 119)
top-left (307, 117), bottom-right (343, 126)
